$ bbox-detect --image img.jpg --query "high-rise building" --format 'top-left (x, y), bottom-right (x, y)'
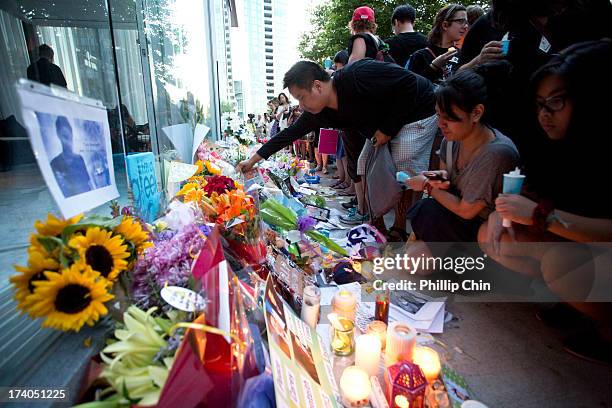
top-left (214, 0), bottom-right (236, 108)
top-left (236, 0), bottom-right (309, 116)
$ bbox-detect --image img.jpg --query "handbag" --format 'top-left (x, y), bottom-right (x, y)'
top-left (365, 142), bottom-right (402, 219)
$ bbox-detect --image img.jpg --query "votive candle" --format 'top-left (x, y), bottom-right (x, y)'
top-left (340, 366), bottom-right (371, 407)
top-left (385, 322), bottom-right (416, 367)
top-left (366, 320), bottom-right (387, 351)
top-left (355, 334), bottom-right (382, 376)
top-left (332, 289), bottom-right (357, 322)
top-left (412, 346), bottom-right (441, 383)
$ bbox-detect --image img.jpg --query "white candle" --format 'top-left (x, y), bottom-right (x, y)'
top-left (340, 366), bottom-right (371, 407)
top-left (385, 322), bottom-right (416, 367)
top-left (355, 334), bottom-right (382, 376)
top-left (332, 290), bottom-right (357, 322)
top-left (300, 285), bottom-right (321, 329)
top-left (413, 346), bottom-right (441, 383)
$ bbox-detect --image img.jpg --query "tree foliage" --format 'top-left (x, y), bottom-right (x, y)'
top-left (299, 0), bottom-right (490, 63)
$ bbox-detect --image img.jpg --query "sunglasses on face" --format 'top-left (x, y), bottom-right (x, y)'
top-left (447, 18), bottom-right (469, 26)
top-left (535, 94), bottom-right (567, 113)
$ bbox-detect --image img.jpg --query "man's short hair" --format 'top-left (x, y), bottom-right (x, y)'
top-left (283, 61), bottom-right (331, 90)
top-left (391, 4), bottom-right (417, 24)
top-left (334, 50), bottom-right (349, 66)
top-left (38, 44), bottom-right (54, 59)
top-left (55, 116), bottom-right (72, 133)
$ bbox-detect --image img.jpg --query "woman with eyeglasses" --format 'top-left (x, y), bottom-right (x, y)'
top-left (407, 4), bottom-right (468, 83)
top-left (478, 40), bottom-right (612, 365)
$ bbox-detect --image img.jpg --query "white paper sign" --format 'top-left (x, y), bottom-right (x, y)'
top-left (162, 123), bottom-right (192, 164)
top-left (167, 161), bottom-right (198, 183)
top-left (160, 285), bottom-right (206, 312)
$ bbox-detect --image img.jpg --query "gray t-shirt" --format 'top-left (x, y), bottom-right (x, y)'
top-left (439, 129), bottom-right (520, 219)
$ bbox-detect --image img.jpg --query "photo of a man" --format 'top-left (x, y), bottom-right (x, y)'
top-left (49, 116), bottom-right (93, 197)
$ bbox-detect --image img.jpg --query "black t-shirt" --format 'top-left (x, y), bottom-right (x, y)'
top-left (347, 33), bottom-right (379, 60)
top-left (384, 32), bottom-right (428, 68)
top-left (408, 45), bottom-right (460, 83)
top-left (256, 59), bottom-right (435, 159)
top-left (26, 58), bottom-right (67, 88)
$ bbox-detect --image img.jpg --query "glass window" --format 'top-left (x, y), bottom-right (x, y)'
top-left (0, 0), bottom-right (129, 384)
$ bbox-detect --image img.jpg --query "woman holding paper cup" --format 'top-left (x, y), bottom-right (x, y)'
top-left (403, 62), bottom-right (520, 270)
top-left (478, 40), bottom-right (612, 365)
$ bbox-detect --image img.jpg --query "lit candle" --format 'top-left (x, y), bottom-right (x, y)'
top-left (332, 290), bottom-right (357, 322)
top-left (300, 285), bottom-right (321, 329)
top-left (366, 320), bottom-right (387, 351)
top-left (412, 346), bottom-right (441, 383)
top-left (340, 366), bottom-right (371, 407)
top-left (394, 395), bottom-right (410, 408)
top-left (385, 322), bottom-right (416, 367)
top-left (355, 334), bottom-right (382, 376)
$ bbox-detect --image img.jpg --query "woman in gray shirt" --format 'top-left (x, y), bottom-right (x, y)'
top-left (406, 62), bottom-right (520, 245)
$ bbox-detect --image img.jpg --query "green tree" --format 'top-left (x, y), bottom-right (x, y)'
top-left (220, 100), bottom-right (235, 114)
top-left (299, 0), bottom-right (490, 63)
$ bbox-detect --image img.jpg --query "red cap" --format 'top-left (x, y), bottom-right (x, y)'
top-left (352, 6), bottom-right (375, 23)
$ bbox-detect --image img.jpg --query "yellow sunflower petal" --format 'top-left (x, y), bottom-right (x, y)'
top-left (28, 264), bottom-right (113, 332)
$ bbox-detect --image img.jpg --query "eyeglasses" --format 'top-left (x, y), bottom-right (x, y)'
top-left (447, 18), bottom-right (469, 26)
top-left (535, 94), bottom-right (567, 113)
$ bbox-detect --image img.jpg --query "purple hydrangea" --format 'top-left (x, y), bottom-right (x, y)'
top-left (132, 223), bottom-right (210, 310)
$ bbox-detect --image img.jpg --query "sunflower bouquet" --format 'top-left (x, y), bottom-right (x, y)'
top-left (11, 212), bottom-right (153, 332)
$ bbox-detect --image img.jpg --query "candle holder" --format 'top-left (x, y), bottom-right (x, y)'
top-left (385, 322), bottom-right (416, 367)
top-left (330, 317), bottom-right (355, 356)
top-left (332, 289), bottom-right (357, 322)
top-left (412, 346), bottom-right (442, 384)
top-left (340, 366), bottom-right (371, 407)
top-left (366, 320), bottom-right (387, 351)
top-left (385, 361), bottom-right (427, 408)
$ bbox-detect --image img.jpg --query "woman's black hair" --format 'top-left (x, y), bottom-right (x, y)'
top-left (531, 40), bottom-right (612, 143)
top-left (435, 60), bottom-right (513, 124)
top-left (278, 92), bottom-right (289, 104)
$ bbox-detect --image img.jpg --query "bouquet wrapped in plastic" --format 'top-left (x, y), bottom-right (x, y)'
top-left (260, 198), bottom-right (348, 257)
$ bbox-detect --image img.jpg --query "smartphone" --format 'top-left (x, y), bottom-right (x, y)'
top-left (423, 171), bottom-right (448, 182)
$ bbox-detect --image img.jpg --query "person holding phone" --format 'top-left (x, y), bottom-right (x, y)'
top-left (405, 62), bottom-right (519, 255)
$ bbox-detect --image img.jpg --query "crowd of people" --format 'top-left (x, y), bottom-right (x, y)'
top-left (237, 0), bottom-right (612, 364)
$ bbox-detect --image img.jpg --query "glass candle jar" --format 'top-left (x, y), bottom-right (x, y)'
top-left (331, 317), bottom-right (355, 356)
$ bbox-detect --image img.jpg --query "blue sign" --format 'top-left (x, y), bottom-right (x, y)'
top-left (126, 152), bottom-right (160, 223)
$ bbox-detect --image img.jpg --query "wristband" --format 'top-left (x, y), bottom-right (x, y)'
top-left (532, 200), bottom-right (554, 232)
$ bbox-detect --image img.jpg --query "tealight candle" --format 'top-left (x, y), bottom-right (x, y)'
top-left (385, 322), bottom-right (416, 367)
top-left (412, 346), bottom-right (441, 383)
top-left (332, 289), bottom-right (357, 322)
top-left (340, 366), bottom-right (371, 407)
top-left (355, 334), bottom-right (382, 376)
top-left (366, 320), bottom-right (387, 351)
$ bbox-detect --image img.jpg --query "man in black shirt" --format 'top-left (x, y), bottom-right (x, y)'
top-left (385, 4), bottom-right (428, 68)
top-left (27, 44), bottom-right (68, 88)
top-left (237, 59), bottom-right (435, 232)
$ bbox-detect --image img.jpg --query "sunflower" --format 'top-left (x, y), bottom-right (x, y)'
top-left (68, 227), bottom-right (130, 282)
top-left (34, 213), bottom-right (83, 237)
top-left (113, 216), bottom-right (153, 255)
top-left (10, 250), bottom-right (60, 313)
top-left (28, 264), bottom-right (113, 331)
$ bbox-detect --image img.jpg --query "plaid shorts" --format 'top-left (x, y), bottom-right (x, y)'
top-left (357, 114), bottom-right (438, 176)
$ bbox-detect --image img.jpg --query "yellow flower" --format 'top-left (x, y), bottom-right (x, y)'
top-left (68, 227), bottom-right (130, 282)
top-left (176, 182), bottom-right (198, 197)
top-left (113, 216), bottom-right (153, 255)
top-left (28, 264), bottom-right (113, 331)
top-left (34, 213), bottom-right (83, 237)
top-left (205, 160), bottom-right (222, 175)
top-left (10, 250), bottom-right (60, 313)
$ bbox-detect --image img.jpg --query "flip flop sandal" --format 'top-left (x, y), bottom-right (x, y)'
top-left (337, 190), bottom-right (355, 196)
top-left (386, 227), bottom-right (408, 242)
top-left (333, 183), bottom-right (349, 189)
